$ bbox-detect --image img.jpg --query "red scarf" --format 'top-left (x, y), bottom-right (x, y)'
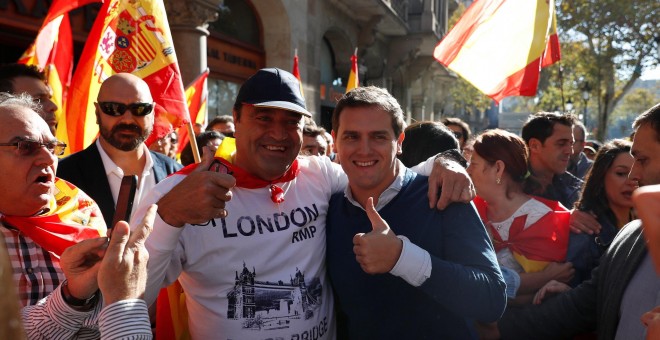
top-left (1, 178), bottom-right (106, 256)
top-left (176, 156), bottom-right (300, 203)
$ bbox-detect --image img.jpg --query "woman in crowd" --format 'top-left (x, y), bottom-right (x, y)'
top-left (568, 139), bottom-right (637, 284)
top-left (468, 129), bottom-right (573, 305)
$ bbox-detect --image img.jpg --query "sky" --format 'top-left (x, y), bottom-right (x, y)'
top-left (641, 67), bottom-right (660, 80)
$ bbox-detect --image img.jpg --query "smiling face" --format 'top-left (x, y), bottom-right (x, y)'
top-left (233, 105), bottom-right (304, 181)
top-left (604, 152), bottom-right (636, 211)
top-left (0, 106), bottom-right (58, 216)
top-left (334, 105), bottom-right (403, 202)
top-left (530, 123), bottom-right (574, 175)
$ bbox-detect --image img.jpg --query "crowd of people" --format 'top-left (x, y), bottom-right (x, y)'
top-left (0, 61), bottom-right (659, 339)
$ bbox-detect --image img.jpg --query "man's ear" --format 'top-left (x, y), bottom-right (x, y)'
top-left (396, 132), bottom-right (405, 155)
top-left (232, 109), bottom-right (239, 137)
top-left (94, 104), bottom-right (100, 125)
top-left (528, 138), bottom-right (542, 153)
top-left (330, 130), bottom-right (337, 153)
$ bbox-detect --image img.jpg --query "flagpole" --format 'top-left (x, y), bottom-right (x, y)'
top-left (184, 68), bottom-right (209, 164)
top-left (559, 62), bottom-right (566, 112)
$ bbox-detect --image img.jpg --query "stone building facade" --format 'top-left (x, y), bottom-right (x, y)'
top-left (0, 0), bottom-right (463, 130)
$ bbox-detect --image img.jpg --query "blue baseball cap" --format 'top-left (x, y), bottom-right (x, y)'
top-left (235, 68), bottom-right (311, 117)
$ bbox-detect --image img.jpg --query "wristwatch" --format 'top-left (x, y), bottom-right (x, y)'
top-left (61, 281), bottom-right (99, 310)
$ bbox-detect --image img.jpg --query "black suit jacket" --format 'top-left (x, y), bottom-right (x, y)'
top-left (57, 142), bottom-right (182, 224)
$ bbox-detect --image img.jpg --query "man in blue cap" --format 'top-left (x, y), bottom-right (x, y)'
top-left (133, 68), bottom-right (474, 339)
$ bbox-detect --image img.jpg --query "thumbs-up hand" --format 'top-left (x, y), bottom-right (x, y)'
top-left (156, 146), bottom-right (236, 227)
top-left (353, 197), bottom-right (403, 274)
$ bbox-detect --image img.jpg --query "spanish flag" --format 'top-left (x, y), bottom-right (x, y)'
top-left (292, 49), bottom-right (305, 99)
top-left (473, 196), bottom-right (569, 273)
top-left (0, 178), bottom-right (106, 256)
top-left (433, 0), bottom-right (561, 103)
top-left (66, 0), bottom-right (191, 154)
top-left (346, 49), bottom-right (359, 93)
top-left (177, 69), bottom-right (210, 155)
top-left (18, 0), bottom-right (101, 156)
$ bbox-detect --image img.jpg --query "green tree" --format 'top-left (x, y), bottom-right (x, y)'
top-left (557, 0), bottom-right (659, 140)
top-left (610, 87), bottom-right (659, 121)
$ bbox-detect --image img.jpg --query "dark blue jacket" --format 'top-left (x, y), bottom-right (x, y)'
top-left (327, 169), bottom-right (506, 340)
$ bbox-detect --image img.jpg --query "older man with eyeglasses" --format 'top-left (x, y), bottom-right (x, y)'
top-left (58, 73), bottom-right (181, 225)
top-left (0, 92), bottom-right (155, 339)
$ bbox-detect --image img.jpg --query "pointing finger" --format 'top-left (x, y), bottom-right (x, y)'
top-left (128, 204), bottom-right (157, 247)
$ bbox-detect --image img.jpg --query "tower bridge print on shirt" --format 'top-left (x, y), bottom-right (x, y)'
top-left (227, 263), bottom-right (323, 331)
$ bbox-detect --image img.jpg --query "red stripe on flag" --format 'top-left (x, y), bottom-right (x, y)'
top-left (541, 33), bottom-right (561, 68)
top-left (486, 55), bottom-right (544, 103)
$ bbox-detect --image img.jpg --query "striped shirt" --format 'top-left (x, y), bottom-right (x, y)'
top-left (2, 223), bottom-right (152, 339)
top-left (22, 283), bottom-right (152, 340)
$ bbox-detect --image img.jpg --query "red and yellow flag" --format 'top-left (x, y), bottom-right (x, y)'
top-left (0, 178), bottom-right (106, 256)
top-left (177, 69), bottom-right (210, 154)
top-left (473, 196), bottom-right (569, 273)
top-left (433, 0), bottom-right (561, 103)
top-left (66, 0), bottom-right (190, 154)
top-left (346, 49), bottom-right (359, 93)
top-left (292, 49), bottom-right (305, 99)
top-left (18, 0), bottom-right (102, 154)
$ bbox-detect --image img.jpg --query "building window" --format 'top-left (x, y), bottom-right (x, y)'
top-left (208, 78), bottom-right (240, 119)
top-left (209, 0), bottom-right (261, 48)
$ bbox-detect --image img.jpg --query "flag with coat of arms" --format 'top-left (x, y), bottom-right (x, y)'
top-left (65, 0), bottom-right (190, 153)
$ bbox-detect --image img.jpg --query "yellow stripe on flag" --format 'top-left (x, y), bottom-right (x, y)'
top-left (434, 0), bottom-right (560, 103)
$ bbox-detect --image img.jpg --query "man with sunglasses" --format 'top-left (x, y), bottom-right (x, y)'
top-left (0, 63), bottom-right (58, 134)
top-left (131, 68), bottom-right (476, 339)
top-left (0, 93), bottom-right (155, 339)
top-left (58, 73), bottom-right (181, 224)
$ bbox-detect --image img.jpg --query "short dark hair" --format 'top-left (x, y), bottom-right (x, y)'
top-left (180, 130), bottom-right (224, 166)
top-left (332, 86), bottom-right (405, 137)
top-left (399, 121), bottom-right (458, 167)
top-left (632, 102), bottom-right (660, 141)
top-left (208, 115), bottom-right (234, 129)
top-left (574, 139), bottom-right (632, 220)
top-left (521, 111), bottom-right (576, 145)
top-left (441, 117), bottom-right (471, 141)
top-left (303, 125), bottom-right (325, 138)
top-left (0, 64), bottom-right (46, 94)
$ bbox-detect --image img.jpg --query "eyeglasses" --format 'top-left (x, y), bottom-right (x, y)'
top-left (97, 102), bottom-right (154, 117)
top-left (0, 139), bottom-right (67, 156)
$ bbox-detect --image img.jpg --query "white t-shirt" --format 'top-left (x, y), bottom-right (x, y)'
top-left (134, 156), bottom-right (346, 340)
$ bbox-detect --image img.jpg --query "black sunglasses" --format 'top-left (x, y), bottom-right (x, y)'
top-left (97, 101), bottom-right (154, 117)
top-left (0, 139), bottom-right (67, 156)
